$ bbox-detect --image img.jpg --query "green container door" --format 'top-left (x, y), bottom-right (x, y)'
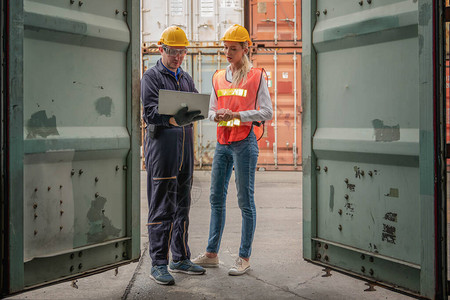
top-left (4, 0), bottom-right (140, 294)
top-left (302, 0), bottom-right (446, 298)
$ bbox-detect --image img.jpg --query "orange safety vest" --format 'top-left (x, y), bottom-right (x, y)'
top-left (212, 68), bottom-right (265, 145)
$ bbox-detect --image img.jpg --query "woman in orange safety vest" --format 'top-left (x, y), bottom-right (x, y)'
top-left (192, 24), bottom-right (273, 276)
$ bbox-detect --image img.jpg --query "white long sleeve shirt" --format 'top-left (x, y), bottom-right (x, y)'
top-left (208, 66), bottom-right (273, 122)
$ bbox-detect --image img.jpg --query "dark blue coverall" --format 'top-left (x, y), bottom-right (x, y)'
top-left (141, 59), bottom-right (198, 266)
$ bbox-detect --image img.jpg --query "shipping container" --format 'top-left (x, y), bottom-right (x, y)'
top-left (2, 0), bottom-right (141, 295)
top-left (141, 0), bottom-right (244, 47)
top-left (251, 48), bottom-right (302, 170)
top-left (303, 0), bottom-right (446, 298)
top-left (249, 0), bottom-right (302, 48)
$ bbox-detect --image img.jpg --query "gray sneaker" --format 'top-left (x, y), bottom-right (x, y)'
top-left (150, 265), bottom-right (175, 285)
top-left (169, 259), bottom-right (206, 275)
top-left (192, 253), bottom-right (219, 268)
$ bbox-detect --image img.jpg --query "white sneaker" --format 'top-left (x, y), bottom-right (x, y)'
top-left (228, 257), bottom-right (250, 276)
top-left (192, 253), bottom-right (219, 268)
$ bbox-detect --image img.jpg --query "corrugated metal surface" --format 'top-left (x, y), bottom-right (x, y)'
top-left (303, 0), bottom-right (442, 297)
top-left (251, 48), bottom-right (302, 170)
top-left (5, 0), bottom-right (140, 294)
top-left (141, 0), bottom-right (244, 47)
top-left (249, 0), bottom-right (302, 48)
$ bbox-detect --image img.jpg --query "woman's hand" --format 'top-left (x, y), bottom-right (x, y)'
top-left (214, 108), bottom-right (234, 122)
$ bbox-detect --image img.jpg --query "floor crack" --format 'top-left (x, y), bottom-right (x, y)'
top-left (246, 273), bottom-right (313, 300)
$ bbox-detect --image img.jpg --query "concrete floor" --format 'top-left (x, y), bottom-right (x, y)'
top-left (6, 171), bottom-right (413, 300)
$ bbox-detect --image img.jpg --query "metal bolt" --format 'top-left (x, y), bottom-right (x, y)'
top-left (33, 203), bottom-right (38, 209)
top-left (323, 9), bottom-right (327, 15)
top-left (317, 242), bottom-right (321, 247)
top-left (60, 200), bottom-right (63, 205)
top-left (317, 253), bottom-right (322, 259)
top-left (70, 265), bottom-right (74, 272)
top-left (60, 185), bottom-right (63, 189)
top-left (360, 170), bottom-right (365, 176)
top-left (123, 11), bottom-right (128, 16)
top-left (338, 209), bottom-right (342, 215)
top-left (60, 226), bottom-right (63, 231)
top-left (102, 224), bottom-right (105, 228)
top-left (316, 10), bottom-right (320, 16)
top-left (60, 210), bottom-right (64, 216)
top-left (359, 0), bottom-right (363, 5)
top-left (344, 178), bottom-right (349, 183)
top-left (361, 266), bottom-right (366, 272)
top-left (95, 192), bottom-right (99, 198)
top-left (123, 165), bottom-right (128, 170)
top-left (78, 1), bottom-right (83, 6)
top-left (70, 0), bottom-right (74, 4)
top-left (115, 255), bottom-right (119, 259)
top-left (34, 213), bottom-right (38, 219)
top-left (324, 255), bottom-right (329, 261)
top-left (71, 169), bottom-right (75, 176)
top-left (34, 230), bottom-right (38, 235)
top-left (324, 244), bottom-right (328, 249)
top-left (115, 242), bottom-right (119, 248)
top-left (122, 252), bottom-right (127, 258)
top-left (34, 188), bottom-right (38, 192)
top-left (48, 186), bottom-right (51, 191)
top-left (338, 225), bottom-right (342, 231)
top-left (344, 194), bottom-right (349, 200)
top-left (79, 169), bottom-right (83, 175)
top-left (369, 269), bottom-right (374, 276)
top-left (78, 263), bottom-right (83, 269)
top-left (70, 253), bottom-right (75, 259)
top-left (115, 9), bottom-right (120, 14)
top-left (116, 165), bottom-right (120, 171)
top-left (79, 251), bottom-right (83, 257)
top-left (95, 177), bottom-right (99, 182)
top-left (316, 166), bottom-right (320, 171)
top-left (361, 254), bottom-right (365, 260)
top-left (369, 257), bottom-right (374, 262)
top-left (324, 166), bottom-right (328, 172)
top-left (367, 0), bottom-right (372, 3)
top-left (368, 171), bottom-right (373, 176)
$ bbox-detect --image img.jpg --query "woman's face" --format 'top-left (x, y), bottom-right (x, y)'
top-left (223, 41), bottom-right (247, 66)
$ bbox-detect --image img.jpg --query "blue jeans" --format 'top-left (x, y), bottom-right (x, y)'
top-left (206, 131), bottom-right (259, 258)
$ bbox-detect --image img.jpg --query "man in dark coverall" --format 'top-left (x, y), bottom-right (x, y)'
top-left (141, 26), bottom-right (205, 285)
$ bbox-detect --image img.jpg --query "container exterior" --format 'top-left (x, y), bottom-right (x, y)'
top-left (5, 0), bottom-right (140, 294)
top-left (141, 0), bottom-right (244, 48)
top-left (250, 48), bottom-right (302, 170)
top-left (249, 0), bottom-right (302, 48)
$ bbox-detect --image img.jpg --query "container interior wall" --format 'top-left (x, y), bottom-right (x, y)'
top-left (249, 0), bottom-right (302, 48)
top-left (20, 0), bottom-right (137, 287)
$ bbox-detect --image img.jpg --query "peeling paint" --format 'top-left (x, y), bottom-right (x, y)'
top-left (384, 212), bottom-right (398, 222)
top-left (384, 188), bottom-right (399, 198)
top-left (353, 166), bottom-right (362, 178)
top-left (95, 96), bottom-right (113, 117)
top-left (381, 224), bottom-right (396, 244)
top-left (344, 202), bottom-right (354, 217)
top-left (87, 196), bottom-right (121, 243)
top-left (26, 110), bottom-right (59, 138)
top-left (346, 183), bottom-right (355, 192)
top-left (329, 185), bottom-right (334, 212)
top-left (372, 119), bottom-right (400, 142)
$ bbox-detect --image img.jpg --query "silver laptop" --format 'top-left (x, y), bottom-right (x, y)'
top-left (158, 89), bottom-right (210, 117)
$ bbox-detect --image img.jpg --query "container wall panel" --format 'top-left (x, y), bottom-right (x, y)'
top-left (249, 0), bottom-right (302, 48)
top-left (251, 49), bottom-right (302, 170)
top-left (6, 0), bottom-right (140, 293)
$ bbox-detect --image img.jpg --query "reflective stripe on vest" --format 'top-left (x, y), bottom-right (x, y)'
top-left (212, 68), bottom-right (263, 144)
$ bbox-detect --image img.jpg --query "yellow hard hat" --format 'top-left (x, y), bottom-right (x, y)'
top-left (158, 26), bottom-right (189, 47)
top-left (221, 24), bottom-right (252, 46)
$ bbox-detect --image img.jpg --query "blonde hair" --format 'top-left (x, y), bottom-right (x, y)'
top-left (231, 42), bottom-right (252, 87)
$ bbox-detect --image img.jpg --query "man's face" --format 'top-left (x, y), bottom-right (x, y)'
top-left (159, 45), bottom-right (187, 72)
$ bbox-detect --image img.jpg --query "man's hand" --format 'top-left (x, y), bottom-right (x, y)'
top-left (173, 106), bottom-right (204, 126)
